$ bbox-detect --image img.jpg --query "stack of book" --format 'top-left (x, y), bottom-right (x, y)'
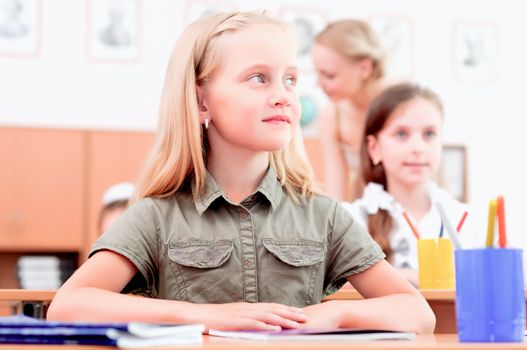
top-left (0, 315), bottom-right (204, 348)
top-left (17, 256), bottom-right (76, 289)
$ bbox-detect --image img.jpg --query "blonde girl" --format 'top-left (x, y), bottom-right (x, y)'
top-left (48, 12), bottom-right (434, 333)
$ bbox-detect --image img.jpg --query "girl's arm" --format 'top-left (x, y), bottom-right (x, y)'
top-left (47, 250), bottom-right (306, 331)
top-left (397, 268), bottom-right (419, 287)
top-left (302, 260), bottom-right (435, 334)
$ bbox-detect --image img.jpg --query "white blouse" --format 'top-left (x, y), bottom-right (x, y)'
top-left (342, 182), bottom-right (479, 270)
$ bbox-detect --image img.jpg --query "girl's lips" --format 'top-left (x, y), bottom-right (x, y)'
top-left (262, 115), bottom-right (291, 123)
top-left (404, 162), bottom-right (429, 166)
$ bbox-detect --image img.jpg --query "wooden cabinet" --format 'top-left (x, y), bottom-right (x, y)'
top-left (0, 127), bottom-right (154, 288)
top-left (84, 131), bottom-right (154, 259)
top-left (0, 128), bottom-right (86, 251)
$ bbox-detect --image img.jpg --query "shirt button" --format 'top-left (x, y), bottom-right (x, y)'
top-left (239, 211), bottom-right (249, 219)
top-left (244, 260), bottom-right (253, 268)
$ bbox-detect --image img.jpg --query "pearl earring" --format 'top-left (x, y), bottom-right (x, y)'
top-left (204, 117), bottom-right (209, 129)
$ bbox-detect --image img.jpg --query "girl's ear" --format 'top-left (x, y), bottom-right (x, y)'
top-left (366, 135), bottom-right (381, 165)
top-left (358, 58), bottom-right (373, 81)
top-left (195, 85), bottom-right (209, 122)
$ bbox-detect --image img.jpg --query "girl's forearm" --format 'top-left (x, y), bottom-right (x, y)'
top-left (336, 294), bottom-right (436, 334)
top-left (47, 287), bottom-right (192, 323)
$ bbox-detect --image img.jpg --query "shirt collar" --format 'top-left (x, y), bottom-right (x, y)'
top-left (193, 166), bottom-right (283, 215)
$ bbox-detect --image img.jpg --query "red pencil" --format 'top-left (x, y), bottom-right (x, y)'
top-left (456, 211), bottom-right (468, 233)
top-left (402, 211), bottom-right (421, 239)
top-left (497, 196), bottom-right (507, 248)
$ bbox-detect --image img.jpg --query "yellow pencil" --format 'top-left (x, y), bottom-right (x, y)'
top-left (486, 199), bottom-right (497, 248)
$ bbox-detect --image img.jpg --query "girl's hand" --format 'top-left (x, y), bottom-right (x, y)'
top-left (300, 301), bottom-right (344, 329)
top-left (190, 302), bottom-right (307, 332)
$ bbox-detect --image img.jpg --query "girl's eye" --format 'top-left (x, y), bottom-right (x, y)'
top-left (284, 76), bottom-right (297, 87)
top-left (321, 71), bottom-right (334, 79)
top-left (395, 130), bottom-right (408, 139)
top-left (424, 130), bottom-right (437, 139)
top-left (248, 74), bottom-right (265, 84)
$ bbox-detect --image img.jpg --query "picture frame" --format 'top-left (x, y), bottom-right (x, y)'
top-left (276, 6), bottom-right (328, 72)
top-left (183, 0), bottom-right (238, 25)
top-left (442, 144), bottom-right (468, 202)
top-left (453, 20), bottom-right (498, 83)
top-left (368, 15), bottom-right (415, 80)
top-left (86, 0), bottom-right (142, 63)
top-left (0, 0), bottom-right (41, 57)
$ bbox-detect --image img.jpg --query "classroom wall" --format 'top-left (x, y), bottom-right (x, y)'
top-left (1, 0), bottom-right (525, 250)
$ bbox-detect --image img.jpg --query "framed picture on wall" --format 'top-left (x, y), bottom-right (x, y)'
top-left (368, 15), bottom-right (414, 80)
top-left (277, 6), bottom-right (328, 71)
top-left (0, 0), bottom-right (41, 57)
top-left (453, 20), bottom-right (497, 83)
top-left (442, 144), bottom-right (468, 202)
top-left (183, 0), bottom-right (238, 24)
top-left (87, 0), bottom-right (142, 63)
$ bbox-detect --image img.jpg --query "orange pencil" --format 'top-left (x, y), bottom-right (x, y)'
top-left (402, 211), bottom-right (420, 239)
top-left (497, 196), bottom-right (507, 248)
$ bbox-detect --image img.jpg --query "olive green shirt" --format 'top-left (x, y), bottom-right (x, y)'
top-left (90, 167), bottom-right (385, 307)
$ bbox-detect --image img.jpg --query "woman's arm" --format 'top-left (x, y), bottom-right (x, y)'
top-left (302, 261), bottom-right (435, 333)
top-left (47, 250), bottom-right (306, 331)
top-left (317, 104), bottom-right (347, 201)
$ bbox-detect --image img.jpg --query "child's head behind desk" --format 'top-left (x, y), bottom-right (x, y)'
top-left (98, 182), bottom-right (135, 234)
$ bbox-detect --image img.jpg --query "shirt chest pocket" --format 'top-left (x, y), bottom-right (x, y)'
top-left (166, 239), bottom-right (237, 303)
top-left (260, 238), bottom-right (325, 306)
top-left (168, 239), bottom-right (233, 268)
top-left (262, 239), bottom-right (324, 266)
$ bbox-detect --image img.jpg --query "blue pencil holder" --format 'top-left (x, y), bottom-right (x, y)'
top-left (455, 248), bottom-right (525, 342)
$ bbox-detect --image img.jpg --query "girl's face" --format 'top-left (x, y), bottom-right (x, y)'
top-left (367, 97), bottom-right (443, 189)
top-left (311, 42), bottom-right (370, 101)
top-left (199, 24), bottom-right (300, 153)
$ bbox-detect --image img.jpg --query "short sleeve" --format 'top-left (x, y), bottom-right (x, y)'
top-left (90, 198), bottom-right (158, 293)
top-left (324, 202), bottom-right (385, 294)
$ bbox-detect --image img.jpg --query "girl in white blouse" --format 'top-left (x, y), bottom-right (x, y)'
top-left (343, 83), bottom-right (478, 286)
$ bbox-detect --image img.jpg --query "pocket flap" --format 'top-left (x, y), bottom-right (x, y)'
top-left (168, 239), bottom-right (233, 268)
top-left (263, 239), bottom-right (324, 267)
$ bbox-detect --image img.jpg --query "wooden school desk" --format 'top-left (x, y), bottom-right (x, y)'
top-left (0, 334), bottom-right (527, 350)
top-left (0, 290), bottom-right (56, 318)
top-left (3, 289), bottom-right (527, 335)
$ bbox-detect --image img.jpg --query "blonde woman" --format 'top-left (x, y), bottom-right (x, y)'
top-left (48, 12), bottom-right (434, 334)
top-left (312, 20), bottom-right (387, 201)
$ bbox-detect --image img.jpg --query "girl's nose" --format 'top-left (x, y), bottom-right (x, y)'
top-left (269, 84), bottom-right (292, 108)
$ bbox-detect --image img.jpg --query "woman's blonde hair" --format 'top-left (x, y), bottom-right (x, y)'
top-left (315, 20), bottom-right (386, 82)
top-left (135, 12), bottom-right (317, 202)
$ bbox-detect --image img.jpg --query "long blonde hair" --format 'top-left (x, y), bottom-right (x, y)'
top-left (315, 20), bottom-right (386, 82)
top-left (136, 12), bottom-right (317, 202)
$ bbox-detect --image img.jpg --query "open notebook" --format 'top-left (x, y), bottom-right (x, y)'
top-left (209, 328), bottom-right (416, 341)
